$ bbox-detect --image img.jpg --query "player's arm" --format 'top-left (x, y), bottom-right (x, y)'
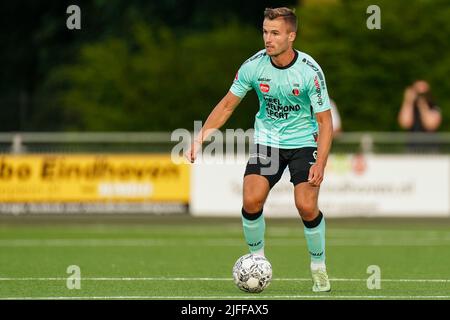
top-left (185, 91), bottom-right (242, 163)
top-left (304, 59), bottom-right (333, 187)
top-left (308, 110), bottom-right (333, 187)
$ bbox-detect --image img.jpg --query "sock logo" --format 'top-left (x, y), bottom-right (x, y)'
top-left (248, 241), bottom-right (262, 247)
top-left (309, 251), bottom-right (323, 257)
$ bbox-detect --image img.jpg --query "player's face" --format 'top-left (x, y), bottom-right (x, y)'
top-left (263, 18), bottom-right (296, 57)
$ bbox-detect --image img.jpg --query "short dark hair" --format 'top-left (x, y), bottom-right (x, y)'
top-left (264, 7), bottom-right (297, 32)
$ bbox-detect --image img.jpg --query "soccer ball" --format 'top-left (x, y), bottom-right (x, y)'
top-left (232, 253), bottom-right (272, 293)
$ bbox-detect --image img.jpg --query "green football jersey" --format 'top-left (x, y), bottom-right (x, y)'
top-left (230, 49), bottom-right (331, 149)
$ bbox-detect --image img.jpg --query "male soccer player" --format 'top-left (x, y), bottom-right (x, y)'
top-left (185, 7), bottom-right (333, 292)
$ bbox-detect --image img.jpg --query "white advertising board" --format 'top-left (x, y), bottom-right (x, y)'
top-left (190, 154), bottom-right (449, 217)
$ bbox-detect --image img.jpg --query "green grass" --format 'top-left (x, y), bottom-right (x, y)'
top-left (0, 216), bottom-right (450, 300)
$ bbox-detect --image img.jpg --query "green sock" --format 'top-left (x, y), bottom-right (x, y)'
top-left (241, 208), bottom-right (265, 255)
top-left (303, 211), bottom-right (326, 264)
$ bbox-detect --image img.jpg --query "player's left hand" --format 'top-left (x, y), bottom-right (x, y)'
top-left (307, 163), bottom-right (325, 187)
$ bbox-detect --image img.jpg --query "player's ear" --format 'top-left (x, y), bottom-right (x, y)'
top-left (288, 32), bottom-right (296, 42)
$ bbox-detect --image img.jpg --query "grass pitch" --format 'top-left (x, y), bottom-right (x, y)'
top-left (0, 215), bottom-right (449, 300)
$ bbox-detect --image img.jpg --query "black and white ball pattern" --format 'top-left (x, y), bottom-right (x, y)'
top-left (232, 253), bottom-right (272, 293)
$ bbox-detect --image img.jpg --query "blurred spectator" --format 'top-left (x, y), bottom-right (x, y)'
top-left (398, 80), bottom-right (442, 152)
top-left (398, 80), bottom-right (441, 132)
top-left (330, 99), bottom-right (342, 137)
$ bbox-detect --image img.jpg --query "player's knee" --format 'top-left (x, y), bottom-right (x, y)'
top-left (295, 201), bottom-right (317, 219)
top-left (243, 196), bottom-right (265, 214)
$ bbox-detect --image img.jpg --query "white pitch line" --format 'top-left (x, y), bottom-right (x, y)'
top-left (1, 295), bottom-right (450, 300)
top-left (0, 277), bottom-right (449, 283)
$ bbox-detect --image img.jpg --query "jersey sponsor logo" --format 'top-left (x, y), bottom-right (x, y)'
top-left (258, 77), bottom-right (271, 82)
top-left (263, 96), bottom-right (300, 120)
top-left (292, 88), bottom-right (300, 96)
top-left (259, 83), bottom-right (270, 93)
top-left (314, 76), bottom-right (324, 106)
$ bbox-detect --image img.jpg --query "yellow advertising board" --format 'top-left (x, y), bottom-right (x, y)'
top-left (0, 155), bottom-right (189, 202)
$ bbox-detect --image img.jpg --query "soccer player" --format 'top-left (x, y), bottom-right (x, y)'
top-left (185, 7), bottom-right (333, 292)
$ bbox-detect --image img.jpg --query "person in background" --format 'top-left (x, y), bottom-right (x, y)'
top-left (398, 80), bottom-right (442, 152)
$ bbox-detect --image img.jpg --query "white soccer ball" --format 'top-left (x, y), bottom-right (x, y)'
top-left (232, 253), bottom-right (272, 293)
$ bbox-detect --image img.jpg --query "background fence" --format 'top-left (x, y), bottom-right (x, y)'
top-left (0, 132), bottom-right (449, 217)
top-left (2, 131), bottom-right (450, 154)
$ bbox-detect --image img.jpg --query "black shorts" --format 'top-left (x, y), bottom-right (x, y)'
top-left (244, 144), bottom-right (317, 189)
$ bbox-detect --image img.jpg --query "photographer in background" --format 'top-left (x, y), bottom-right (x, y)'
top-left (398, 80), bottom-right (441, 132)
top-left (398, 80), bottom-right (442, 152)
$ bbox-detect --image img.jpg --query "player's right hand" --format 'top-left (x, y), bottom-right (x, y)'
top-left (185, 140), bottom-right (202, 163)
